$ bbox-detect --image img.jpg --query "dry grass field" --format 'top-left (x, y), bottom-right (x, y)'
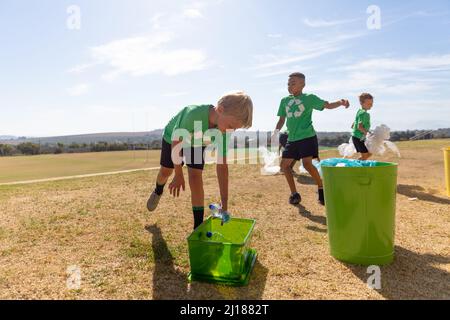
top-left (0, 150), bottom-right (161, 184)
top-left (0, 139), bottom-right (449, 299)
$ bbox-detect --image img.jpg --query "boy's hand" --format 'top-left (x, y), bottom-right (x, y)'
top-left (169, 174), bottom-right (185, 197)
top-left (271, 131), bottom-right (280, 143)
top-left (340, 99), bottom-right (350, 108)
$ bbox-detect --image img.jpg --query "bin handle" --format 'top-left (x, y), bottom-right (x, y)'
top-left (357, 177), bottom-right (372, 185)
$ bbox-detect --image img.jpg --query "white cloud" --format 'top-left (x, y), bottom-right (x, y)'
top-left (383, 10), bottom-right (450, 28)
top-left (67, 84), bottom-right (90, 96)
top-left (267, 33), bottom-right (283, 38)
top-left (89, 33), bottom-right (208, 79)
top-left (303, 18), bottom-right (361, 28)
top-left (150, 13), bottom-right (165, 30)
top-left (252, 32), bottom-right (365, 71)
top-left (69, 1), bottom-right (223, 81)
top-left (341, 54), bottom-right (450, 73)
top-left (67, 63), bottom-right (96, 74)
top-left (309, 54), bottom-right (450, 97)
top-left (183, 8), bottom-right (203, 19)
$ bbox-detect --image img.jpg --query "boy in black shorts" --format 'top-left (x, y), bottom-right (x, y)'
top-left (147, 91), bottom-right (253, 230)
top-left (351, 93), bottom-right (373, 160)
top-left (274, 73), bottom-right (350, 205)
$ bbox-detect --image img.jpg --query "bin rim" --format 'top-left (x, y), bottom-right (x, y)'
top-left (321, 160), bottom-right (398, 168)
top-left (443, 147), bottom-right (450, 152)
top-left (187, 216), bottom-right (256, 246)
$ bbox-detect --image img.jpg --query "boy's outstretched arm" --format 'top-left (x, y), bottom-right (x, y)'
top-left (324, 99), bottom-right (350, 109)
top-left (216, 158), bottom-right (228, 211)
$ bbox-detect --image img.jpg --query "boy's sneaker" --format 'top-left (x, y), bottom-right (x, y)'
top-left (289, 192), bottom-right (301, 205)
top-left (318, 188), bottom-right (325, 206)
top-left (147, 192), bottom-right (161, 212)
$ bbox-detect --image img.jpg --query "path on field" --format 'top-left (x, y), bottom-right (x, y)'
top-left (0, 157), bottom-right (263, 186)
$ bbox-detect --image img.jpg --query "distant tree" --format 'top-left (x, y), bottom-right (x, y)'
top-left (150, 139), bottom-right (162, 150)
top-left (90, 141), bottom-right (109, 152)
top-left (69, 143), bottom-right (80, 149)
top-left (0, 144), bottom-right (14, 156)
top-left (108, 142), bottom-right (128, 151)
top-left (53, 142), bottom-right (65, 154)
top-left (17, 142), bottom-right (40, 155)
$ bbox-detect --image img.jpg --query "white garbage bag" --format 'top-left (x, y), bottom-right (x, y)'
top-left (337, 124), bottom-right (401, 158)
top-left (338, 138), bottom-right (357, 158)
top-left (259, 147), bottom-right (281, 176)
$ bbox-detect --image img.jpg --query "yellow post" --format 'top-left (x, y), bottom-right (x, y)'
top-left (445, 147), bottom-right (450, 197)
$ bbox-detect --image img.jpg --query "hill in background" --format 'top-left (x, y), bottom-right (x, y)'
top-left (1, 128), bottom-right (449, 151)
top-left (1, 130), bottom-right (164, 145)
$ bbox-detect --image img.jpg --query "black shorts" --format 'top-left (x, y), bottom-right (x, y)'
top-left (160, 139), bottom-right (206, 170)
top-left (282, 136), bottom-right (319, 161)
top-left (279, 132), bottom-right (289, 149)
top-left (352, 136), bottom-right (369, 153)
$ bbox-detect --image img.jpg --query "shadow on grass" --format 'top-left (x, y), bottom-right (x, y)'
top-left (305, 225), bottom-right (327, 234)
top-left (146, 224), bottom-right (268, 300)
top-left (292, 172), bottom-right (317, 186)
top-left (397, 184), bottom-right (450, 205)
top-left (295, 204), bottom-right (327, 227)
top-left (145, 224), bottom-right (188, 300)
top-left (344, 246), bottom-right (450, 300)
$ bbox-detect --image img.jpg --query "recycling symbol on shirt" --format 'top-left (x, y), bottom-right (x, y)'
top-left (286, 98), bottom-right (305, 118)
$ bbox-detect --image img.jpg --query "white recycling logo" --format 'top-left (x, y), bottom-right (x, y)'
top-left (286, 98), bottom-right (305, 118)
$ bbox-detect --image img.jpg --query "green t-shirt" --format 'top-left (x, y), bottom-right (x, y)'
top-left (352, 109), bottom-right (371, 139)
top-left (163, 104), bottom-right (229, 156)
top-left (277, 93), bottom-right (326, 142)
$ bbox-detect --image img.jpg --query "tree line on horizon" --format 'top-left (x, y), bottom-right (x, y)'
top-left (0, 129), bottom-right (448, 157)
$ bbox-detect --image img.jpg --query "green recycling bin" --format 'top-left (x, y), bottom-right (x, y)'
top-left (187, 217), bottom-right (257, 286)
top-left (322, 161), bottom-right (398, 265)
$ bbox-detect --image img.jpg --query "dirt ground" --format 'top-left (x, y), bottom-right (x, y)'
top-left (0, 140), bottom-right (449, 300)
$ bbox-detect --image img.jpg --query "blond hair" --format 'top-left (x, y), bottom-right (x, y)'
top-left (217, 91), bottom-right (253, 129)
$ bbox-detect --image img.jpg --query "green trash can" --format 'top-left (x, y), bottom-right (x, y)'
top-left (187, 216), bottom-right (257, 286)
top-left (322, 161), bottom-right (398, 265)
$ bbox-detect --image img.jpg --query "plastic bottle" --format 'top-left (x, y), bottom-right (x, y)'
top-left (209, 203), bottom-right (231, 225)
top-left (209, 203), bottom-right (221, 215)
top-left (206, 231), bottom-right (226, 242)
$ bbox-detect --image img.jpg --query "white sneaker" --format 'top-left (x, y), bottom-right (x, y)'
top-left (147, 192), bottom-right (161, 212)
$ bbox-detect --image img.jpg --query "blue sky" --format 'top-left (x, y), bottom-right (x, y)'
top-left (1, 0), bottom-right (450, 137)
